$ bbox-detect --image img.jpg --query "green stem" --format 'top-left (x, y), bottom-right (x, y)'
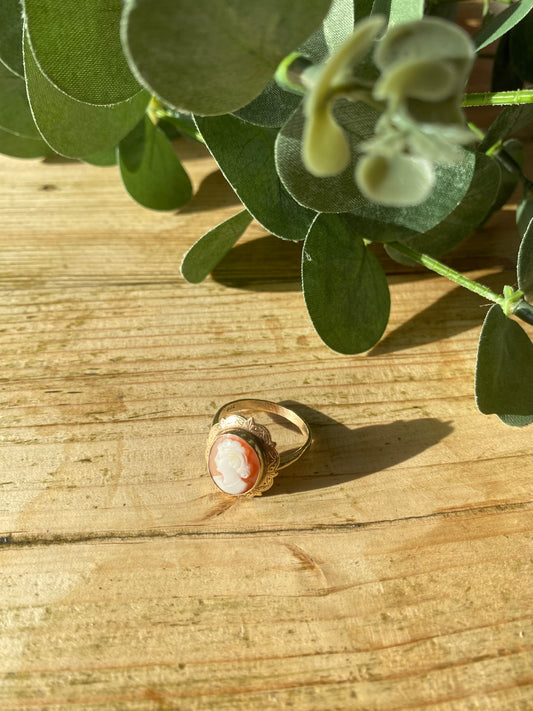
top-left (390, 241), bottom-right (504, 303)
top-left (390, 242), bottom-right (533, 325)
top-left (463, 89), bottom-right (533, 107)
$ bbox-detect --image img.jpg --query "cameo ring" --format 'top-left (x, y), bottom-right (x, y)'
top-left (206, 399), bottom-right (311, 497)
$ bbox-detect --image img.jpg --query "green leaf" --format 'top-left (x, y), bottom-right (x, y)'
top-left (82, 146), bottom-right (117, 167)
top-left (23, 0), bottom-right (139, 104)
top-left (484, 138), bottom-right (523, 218)
top-left (388, 0), bottom-right (424, 26)
top-left (474, 0), bottom-right (533, 51)
top-left (509, 9), bottom-right (533, 83)
top-left (354, 151), bottom-right (476, 233)
top-left (0, 124), bottom-right (50, 158)
top-left (479, 104), bottom-right (533, 152)
top-left (276, 98), bottom-right (475, 228)
top-left (491, 32), bottom-right (522, 92)
top-left (302, 213), bottom-right (390, 353)
top-left (385, 152), bottom-right (501, 264)
top-left (122, 0), bottom-right (332, 116)
top-left (323, 0), bottom-right (355, 52)
top-left (475, 304), bottom-right (533, 426)
top-left (517, 211), bottom-right (533, 300)
top-left (24, 34), bottom-right (149, 158)
top-left (195, 113), bottom-right (316, 242)
top-left (0, 61), bottom-right (40, 139)
top-left (0, 0), bottom-right (24, 78)
top-left (276, 100), bottom-right (380, 213)
top-left (233, 80), bottom-right (302, 128)
top-left (181, 210), bottom-right (253, 284)
top-left (118, 116), bottom-right (192, 211)
top-left (517, 193), bottom-right (533, 237)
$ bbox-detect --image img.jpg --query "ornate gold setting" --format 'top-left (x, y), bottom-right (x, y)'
top-left (206, 400), bottom-right (311, 498)
top-left (206, 415), bottom-right (280, 497)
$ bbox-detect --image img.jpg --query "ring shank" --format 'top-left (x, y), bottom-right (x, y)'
top-left (213, 399), bottom-right (311, 469)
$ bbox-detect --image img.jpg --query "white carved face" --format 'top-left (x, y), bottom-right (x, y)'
top-left (209, 434), bottom-right (260, 495)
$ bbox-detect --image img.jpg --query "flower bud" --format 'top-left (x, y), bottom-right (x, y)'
top-left (355, 153), bottom-right (435, 206)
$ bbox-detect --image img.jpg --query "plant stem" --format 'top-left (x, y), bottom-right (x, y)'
top-left (390, 241), bottom-right (533, 326)
top-left (463, 89), bottom-right (533, 107)
top-left (390, 241), bottom-right (504, 303)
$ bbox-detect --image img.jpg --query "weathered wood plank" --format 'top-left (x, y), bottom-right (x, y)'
top-left (1, 148), bottom-right (532, 542)
top-left (1, 507), bottom-right (531, 709)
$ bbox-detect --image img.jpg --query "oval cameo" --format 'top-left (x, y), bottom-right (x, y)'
top-left (208, 433), bottom-right (261, 495)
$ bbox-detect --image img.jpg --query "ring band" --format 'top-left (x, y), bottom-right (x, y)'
top-left (206, 399), bottom-right (311, 497)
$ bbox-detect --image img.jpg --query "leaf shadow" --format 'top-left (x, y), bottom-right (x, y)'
top-left (370, 270), bottom-right (515, 356)
top-left (179, 169), bottom-right (241, 214)
top-left (212, 234), bottom-right (303, 291)
top-left (264, 401), bottom-right (454, 496)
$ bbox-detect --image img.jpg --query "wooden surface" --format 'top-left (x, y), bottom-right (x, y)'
top-left (1, 42), bottom-right (533, 711)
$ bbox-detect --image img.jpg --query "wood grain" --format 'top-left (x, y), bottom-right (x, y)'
top-left (1, 7), bottom-right (533, 705)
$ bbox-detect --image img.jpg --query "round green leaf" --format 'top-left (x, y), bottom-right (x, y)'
top-left (354, 150), bottom-right (475, 233)
top-left (276, 100), bottom-right (379, 213)
top-left (23, 0), bottom-right (140, 104)
top-left (0, 0), bottom-right (24, 78)
top-left (181, 210), bottom-right (253, 284)
top-left (302, 213), bottom-right (391, 354)
top-left (118, 116), bottom-right (192, 211)
top-left (24, 35), bottom-right (149, 158)
top-left (0, 61), bottom-right (40, 139)
top-left (0, 125), bottom-right (50, 158)
top-left (233, 80), bottom-right (302, 128)
top-left (82, 146), bottom-right (118, 167)
top-left (195, 113), bottom-right (316, 242)
top-left (475, 304), bottom-right (533, 426)
top-left (385, 152), bottom-right (500, 263)
top-left (276, 98), bottom-right (475, 230)
top-left (121, 0), bottom-right (332, 116)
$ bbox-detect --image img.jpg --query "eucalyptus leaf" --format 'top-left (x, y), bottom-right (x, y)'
top-left (479, 104), bottom-right (533, 153)
top-left (24, 35), bottom-right (149, 158)
top-left (388, 0), bottom-right (424, 26)
top-left (517, 215), bottom-right (533, 300)
top-left (474, 0), bottom-right (533, 51)
top-left (355, 0), bottom-right (374, 22)
top-left (302, 213), bottom-right (390, 353)
top-left (0, 61), bottom-right (40, 139)
top-left (233, 80), bottom-right (302, 128)
top-left (23, 0), bottom-right (139, 104)
top-left (371, 0), bottom-right (391, 17)
top-left (122, 0), bottom-right (332, 116)
top-left (0, 125), bottom-right (50, 158)
top-left (385, 152), bottom-right (501, 264)
top-left (195, 113), bottom-right (316, 242)
top-left (181, 210), bottom-right (253, 284)
top-left (354, 151), bottom-right (475, 233)
top-left (276, 100), bottom-right (379, 213)
top-left (484, 138), bottom-right (523, 219)
top-left (509, 8), bottom-right (533, 83)
top-left (118, 116), bottom-right (192, 211)
top-left (0, 0), bottom-right (24, 78)
top-left (491, 32), bottom-right (522, 92)
top-left (475, 304), bottom-right (533, 426)
top-left (323, 0), bottom-right (355, 52)
top-left (517, 194), bottom-right (533, 238)
top-left (82, 147), bottom-right (118, 167)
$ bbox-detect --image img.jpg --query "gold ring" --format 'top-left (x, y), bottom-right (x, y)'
top-left (206, 399), bottom-right (311, 497)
